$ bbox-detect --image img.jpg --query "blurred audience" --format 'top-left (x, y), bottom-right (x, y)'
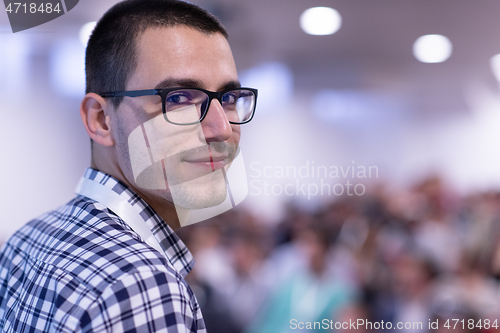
top-left (172, 175), bottom-right (500, 332)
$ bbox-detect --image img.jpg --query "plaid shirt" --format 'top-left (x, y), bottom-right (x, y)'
top-left (0, 168), bottom-right (206, 332)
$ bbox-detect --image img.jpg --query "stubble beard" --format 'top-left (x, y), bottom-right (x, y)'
top-left (117, 118), bottom-right (229, 210)
top-left (169, 170), bottom-right (228, 209)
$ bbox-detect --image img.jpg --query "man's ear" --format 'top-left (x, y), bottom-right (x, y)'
top-left (80, 93), bottom-right (115, 147)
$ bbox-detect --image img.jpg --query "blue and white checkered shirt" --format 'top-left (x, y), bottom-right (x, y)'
top-left (0, 168), bottom-right (206, 332)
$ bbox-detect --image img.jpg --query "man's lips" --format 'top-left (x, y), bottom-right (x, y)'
top-left (156, 143), bottom-right (238, 185)
top-left (181, 143), bottom-right (234, 169)
top-left (183, 154), bottom-right (229, 170)
top-left (183, 153), bottom-right (227, 163)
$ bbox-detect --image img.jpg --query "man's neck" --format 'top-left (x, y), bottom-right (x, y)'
top-left (91, 148), bottom-right (183, 230)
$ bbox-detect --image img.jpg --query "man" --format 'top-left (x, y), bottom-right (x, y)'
top-left (0, 0), bottom-right (257, 331)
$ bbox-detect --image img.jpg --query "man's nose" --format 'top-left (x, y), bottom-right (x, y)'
top-left (200, 99), bottom-right (232, 142)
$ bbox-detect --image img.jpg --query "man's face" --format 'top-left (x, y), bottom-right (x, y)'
top-left (110, 26), bottom-right (241, 210)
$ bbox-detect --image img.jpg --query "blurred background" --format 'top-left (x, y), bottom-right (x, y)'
top-left (2, 0), bottom-right (500, 331)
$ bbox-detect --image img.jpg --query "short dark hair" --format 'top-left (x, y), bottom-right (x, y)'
top-left (85, 0), bottom-right (228, 108)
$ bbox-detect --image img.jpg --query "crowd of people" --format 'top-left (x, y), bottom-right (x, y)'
top-left (178, 176), bottom-right (500, 332)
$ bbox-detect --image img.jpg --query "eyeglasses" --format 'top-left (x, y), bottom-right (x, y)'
top-left (99, 87), bottom-right (258, 125)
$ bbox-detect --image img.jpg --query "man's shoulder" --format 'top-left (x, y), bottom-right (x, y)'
top-left (0, 196), bottom-right (204, 333)
top-left (1, 195), bottom-right (181, 293)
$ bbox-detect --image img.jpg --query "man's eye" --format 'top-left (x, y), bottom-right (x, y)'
top-left (166, 94), bottom-right (190, 104)
top-left (222, 93), bottom-right (238, 104)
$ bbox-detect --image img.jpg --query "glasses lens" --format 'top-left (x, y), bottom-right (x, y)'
top-left (163, 89), bottom-right (208, 124)
top-left (222, 89), bottom-right (256, 124)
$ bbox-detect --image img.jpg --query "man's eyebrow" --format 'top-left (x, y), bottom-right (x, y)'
top-left (154, 78), bottom-right (241, 91)
top-left (220, 81), bottom-right (241, 91)
top-left (154, 78), bottom-right (202, 89)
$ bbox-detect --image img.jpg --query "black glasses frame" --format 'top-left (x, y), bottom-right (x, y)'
top-left (99, 87), bottom-right (258, 125)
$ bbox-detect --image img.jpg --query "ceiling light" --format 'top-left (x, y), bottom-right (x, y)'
top-left (79, 21), bottom-right (97, 47)
top-left (490, 54), bottom-right (500, 81)
top-left (413, 34), bottom-right (452, 63)
top-left (300, 7), bottom-right (342, 36)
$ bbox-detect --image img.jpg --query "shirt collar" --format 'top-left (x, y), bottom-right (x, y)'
top-left (80, 167), bottom-right (195, 277)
